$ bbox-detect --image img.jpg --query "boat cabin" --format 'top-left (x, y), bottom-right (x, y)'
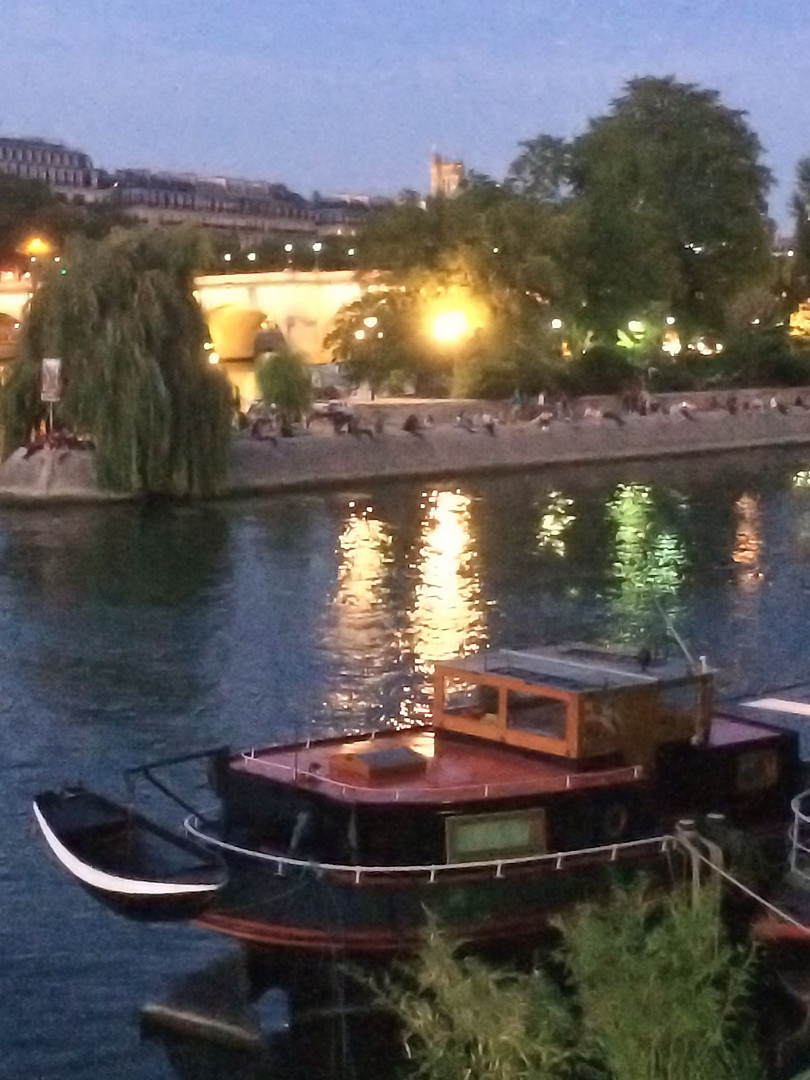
top-left (433, 643), bottom-right (714, 768)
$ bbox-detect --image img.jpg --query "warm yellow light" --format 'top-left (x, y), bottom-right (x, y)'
top-left (431, 309), bottom-right (470, 342)
top-left (23, 236), bottom-right (51, 256)
top-left (208, 352), bottom-right (220, 364)
top-left (628, 320), bottom-right (644, 333)
top-left (363, 316), bottom-right (378, 328)
top-left (354, 329), bottom-right (366, 340)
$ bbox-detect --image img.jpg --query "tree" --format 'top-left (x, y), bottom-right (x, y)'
top-left (1, 227), bottom-right (233, 496)
top-left (506, 134), bottom-right (573, 205)
top-left (571, 77), bottom-right (774, 339)
top-left (255, 345), bottom-right (312, 430)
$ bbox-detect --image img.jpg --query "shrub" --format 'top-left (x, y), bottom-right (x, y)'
top-left (562, 344), bottom-right (639, 395)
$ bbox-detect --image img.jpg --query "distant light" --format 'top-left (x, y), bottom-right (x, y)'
top-left (363, 316), bottom-right (378, 328)
top-left (492, 246), bottom-right (500, 254)
top-left (788, 249), bottom-right (796, 257)
top-left (550, 318), bottom-right (563, 330)
top-left (54, 256), bottom-right (61, 263)
top-left (312, 242), bottom-right (323, 253)
top-left (284, 243), bottom-right (294, 253)
top-left (204, 341), bottom-right (214, 350)
top-left (751, 318), bottom-right (761, 325)
top-left (347, 248), bottom-right (356, 256)
top-left (208, 352), bottom-right (220, 364)
top-left (354, 329), bottom-right (366, 340)
top-left (30, 256), bottom-right (36, 263)
top-left (246, 252), bottom-right (257, 262)
top-left (628, 320), bottom-right (644, 333)
top-left (666, 315), bottom-right (676, 325)
top-left (715, 343), bottom-right (724, 352)
top-left (432, 309), bottom-right (469, 342)
top-left (377, 331), bottom-right (384, 338)
top-left (224, 253), bottom-right (232, 262)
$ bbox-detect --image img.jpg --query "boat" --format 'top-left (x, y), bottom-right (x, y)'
top-left (33, 787), bottom-right (228, 920)
top-left (33, 642), bottom-right (806, 952)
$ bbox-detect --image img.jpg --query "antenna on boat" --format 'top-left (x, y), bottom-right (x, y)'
top-left (652, 597), bottom-right (701, 672)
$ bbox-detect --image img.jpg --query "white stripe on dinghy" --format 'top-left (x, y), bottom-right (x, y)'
top-left (744, 698), bottom-right (810, 719)
top-left (33, 802), bottom-right (218, 897)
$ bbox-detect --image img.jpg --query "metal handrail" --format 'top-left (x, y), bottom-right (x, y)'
top-left (184, 816), bottom-right (671, 886)
top-left (790, 790), bottom-right (810, 877)
top-left (238, 751), bottom-right (645, 802)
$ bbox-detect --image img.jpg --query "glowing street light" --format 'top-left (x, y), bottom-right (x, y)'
top-left (666, 315), bottom-right (676, 325)
top-left (312, 240), bottom-right (323, 270)
top-left (550, 318), bottom-right (563, 330)
top-left (223, 253), bottom-right (232, 262)
top-left (628, 320), bottom-right (644, 334)
top-left (246, 251), bottom-right (257, 262)
top-left (363, 316), bottom-right (378, 328)
top-left (22, 236), bottom-right (51, 257)
top-left (354, 329), bottom-right (366, 340)
top-left (347, 248), bottom-right (356, 257)
top-left (208, 351), bottom-right (220, 365)
top-left (431, 309), bottom-right (469, 343)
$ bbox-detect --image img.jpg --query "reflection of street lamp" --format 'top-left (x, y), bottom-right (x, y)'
top-left (312, 241), bottom-right (323, 270)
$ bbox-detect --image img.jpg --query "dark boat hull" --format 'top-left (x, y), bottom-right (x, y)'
top-left (34, 788), bottom-right (228, 922)
top-left (192, 837), bottom-right (675, 953)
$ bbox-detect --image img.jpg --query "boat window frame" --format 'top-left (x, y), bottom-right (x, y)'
top-left (445, 807), bottom-right (548, 863)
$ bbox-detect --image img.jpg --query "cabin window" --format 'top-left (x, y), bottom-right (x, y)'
top-left (506, 689), bottom-right (567, 739)
top-left (736, 749), bottom-right (780, 793)
top-left (443, 678), bottom-right (499, 722)
top-left (446, 809), bottom-right (547, 863)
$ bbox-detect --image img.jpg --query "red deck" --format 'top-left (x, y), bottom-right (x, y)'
top-left (233, 728), bottom-right (644, 805)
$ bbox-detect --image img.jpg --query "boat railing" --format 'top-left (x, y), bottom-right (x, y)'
top-left (237, 751), bottom-right (644, 802)
top-left (789, 790), bottom-right (810, 880)
top-left (184, 816), bottom-right (671, 886)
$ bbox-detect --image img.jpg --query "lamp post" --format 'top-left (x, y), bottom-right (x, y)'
top-left (312, 241), bottom-right (323, 271)
top-left (284, 242), bottom-right (294, 269)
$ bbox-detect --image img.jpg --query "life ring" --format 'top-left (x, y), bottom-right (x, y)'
top-left (602, 802), bottom-right (630, 842)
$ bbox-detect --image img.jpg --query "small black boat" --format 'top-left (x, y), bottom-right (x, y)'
top-left (33, 787), bottom-right (228, 921)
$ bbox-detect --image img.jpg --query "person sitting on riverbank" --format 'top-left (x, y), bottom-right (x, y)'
top-left (456, 411), bottom-right (477, 433)
top-left (482, 411), bottom-right (497, 436)
top-left (251, 417), bottom-right (278, 445)
top-left (403, 413), bottom-right (425, 437)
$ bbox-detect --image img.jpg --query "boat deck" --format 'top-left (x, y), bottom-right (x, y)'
top-left (232, 711), bottom-right (790, 806)
top-left (233, 728), bottom-right (645, 805)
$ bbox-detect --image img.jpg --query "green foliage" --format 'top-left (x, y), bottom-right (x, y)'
top-left (562, 345), bottom-right (639, 395)
top-left (381, 884), bottom-right (765, 1080)
top-left (255, 345), bottom-right (312, 423)
top-left (1, 227), bottom-right (233, 496)
top-left (571, 77), bottom-right (773, 338)
top-left (719, 330), bottom-right (810, 387)
top-left (561, 883), bottom-right (763, 1080)
top-left (376, 916), bottom-right (578, 1080)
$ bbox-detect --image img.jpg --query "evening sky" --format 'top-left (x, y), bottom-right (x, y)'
top-left (1, 0), bottom-right (803, 224)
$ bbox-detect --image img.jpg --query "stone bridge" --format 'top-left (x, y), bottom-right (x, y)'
top-left (0, 269), bottom-right (363, 399)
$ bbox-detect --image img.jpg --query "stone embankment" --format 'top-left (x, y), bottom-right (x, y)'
top-left (3, 391), bottom-right (810, 503)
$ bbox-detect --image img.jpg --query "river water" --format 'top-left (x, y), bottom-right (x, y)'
top-left (5, 447), bottom-right (810, 1079)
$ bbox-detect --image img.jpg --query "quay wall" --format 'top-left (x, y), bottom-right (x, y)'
top-left (4, 391), bottom-right (810, 503)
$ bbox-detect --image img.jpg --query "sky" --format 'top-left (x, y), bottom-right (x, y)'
top-left (1, 0), bottom-right (806, 225)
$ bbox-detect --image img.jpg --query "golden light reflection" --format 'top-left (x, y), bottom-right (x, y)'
top-left (323, 506), bottom-right (399, 719)
top-left (732, 493), bottom-right (763, 591)
top-left (409, 489), bottom-right (486, 679)
top-left (607, 483), bottom-right (687, 642)
top-left (536, 490), bottom-right (576, 557)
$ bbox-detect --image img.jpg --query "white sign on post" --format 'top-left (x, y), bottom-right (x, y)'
top-left (41, 357), bottom-right (62, 403)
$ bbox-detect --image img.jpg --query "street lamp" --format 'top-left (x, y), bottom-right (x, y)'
top-left (312, 241), bottom-right (323, 270)
top-left (431, 310), bottom-right (469, 343)
top-left (284, 242), bottom-right (294, 269)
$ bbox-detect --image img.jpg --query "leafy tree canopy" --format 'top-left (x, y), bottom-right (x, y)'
top-left (1, 227), bottom-right (233, 496)
top-left (571, 76), bottom-right (774, 337)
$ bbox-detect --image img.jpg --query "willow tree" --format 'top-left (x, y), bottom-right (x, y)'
top-left (1, 227), bottom-right (233, 496)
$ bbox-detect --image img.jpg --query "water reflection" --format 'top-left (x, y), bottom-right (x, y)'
top-left (408, 489), bottom-right (487, 674)
top-left (322, 502), bottom-right (400, 723)
top-left (732, 494), bottom-right (763, 591)
top-left (535, 490), bottom-right (576, 557)
top-left (606, 483), bottom-right (687, 644)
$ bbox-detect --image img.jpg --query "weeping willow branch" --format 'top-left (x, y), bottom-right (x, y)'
top-left (1, 227), bottom-right (233, 497)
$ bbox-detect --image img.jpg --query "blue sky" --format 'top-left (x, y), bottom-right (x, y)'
top-left (1, 0), bottom-right (805, 224)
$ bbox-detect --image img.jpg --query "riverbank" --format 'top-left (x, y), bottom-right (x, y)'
top-left (3, 397), bottom-right (810, 503)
